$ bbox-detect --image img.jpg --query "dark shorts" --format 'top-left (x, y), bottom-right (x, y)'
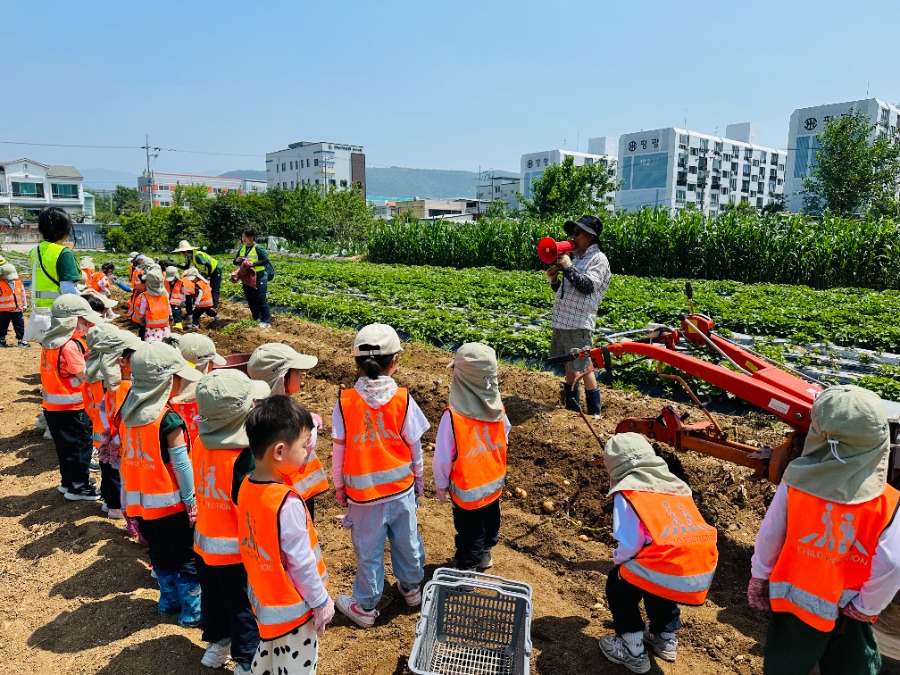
top-left (550, 328), bottom-right (593, 373)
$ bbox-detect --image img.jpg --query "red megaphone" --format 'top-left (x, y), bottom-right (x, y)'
top-left (537, 237), bottom-right (575, 264)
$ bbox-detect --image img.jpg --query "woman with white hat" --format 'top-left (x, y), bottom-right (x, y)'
top-left (173, 240), bottom-right (221, 310)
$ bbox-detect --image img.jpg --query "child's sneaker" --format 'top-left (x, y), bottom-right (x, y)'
top-left (57, 484), bottom-right (69, 494)
top-left (64, 484), bottom-right (101, 501)
top-left (200, 638), bottom-right (232, 668)
top-left (336, 594), bottom-right (378, 628)
top-left (0, 339), bottom-right (7, 348)
top-left (258, 322), bottom-right (271, 329)
top-left (233, 664), bottom-right (251, 675)
top-left (101, 502), bottom-right (109, 513)
top-left (644, 630), bottom-right (677, 662)
top-left (477, 548), bottom-right (494, 570)
top-left (108, 508), bottom-right (125, 520)
top-left (599, 635), bottom-right (650, 674)
top-left (395, 581), bottom-right (422, 607)
top-left (17, 340), bottom-right (29, 348)
top-left (43, 429), bottom-right (53, 440)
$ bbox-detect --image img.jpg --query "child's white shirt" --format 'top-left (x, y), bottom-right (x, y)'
top-left (432, 410), bottom-right (511, 489)
top-left (612, 492), bottom-right (652, 565)
top-left (279, 492), bottom-right (329, 609)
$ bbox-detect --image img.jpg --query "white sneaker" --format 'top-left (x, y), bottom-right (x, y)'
top-left (108, 508), bottom-right (125, 520)
top-left (396, 581), bottom-right (422, 607)
top-left (599, 635), bottom-right (650, 674)
top-left (57, 485), bottom-right (68, 494)
top-left (44, 429), bottom-right (53, 440)
top-left (101, 502), bottom-right (109, 513)
top-left (35, 414), bottom-right (48, 431)
top-left (233, 664), bottom-right (251, 675)
top-left (644, 630), bottom-right (677, 662)
top-left (335, 594), bottom-right (378, 628)
top-left (258, 322), bottom-right (271, 329)
top-left (477, 549), bottom-right (494, 570)
top-left (200, 638), bottom-right (232, 668)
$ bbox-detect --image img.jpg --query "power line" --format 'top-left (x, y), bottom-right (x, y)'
top-left (0, 139), bottom-right (264, 157)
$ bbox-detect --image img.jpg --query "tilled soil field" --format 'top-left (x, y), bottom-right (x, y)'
top-left (2, 299), bottom-right (897, 674)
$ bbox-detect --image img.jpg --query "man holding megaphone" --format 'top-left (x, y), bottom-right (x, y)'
top-left (546, 214), bottom-right (611, 416)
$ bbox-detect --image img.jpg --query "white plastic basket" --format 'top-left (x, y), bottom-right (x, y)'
top-left (409, 568), bottom-right (533, 675)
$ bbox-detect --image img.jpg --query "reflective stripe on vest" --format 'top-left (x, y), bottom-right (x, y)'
top-left (119, 406), bottom-right (186, 520)
top-left (339, 388), bottom-right (413, 504)
top-left (239, 245), bottom-right (266, 271)
top-left (0, 280), bottom-right (24, 311)
top-left (40, 339), bottom-right (86, 411)
top-left (194, 279), bottom-right (213, 308)
top-left (145, 294), bottom-right (170, 329)
top-left (238, 480), bottom-right (328, 639)
top-left (192, 436), bottom-right (242, 565)
top-left (289, 450), bottom-right (329, 501)
top-left (169, 280), bottom-right (185, 305)
top-left (768, 485), bottom-right (900, 631)
top-left (31, 242), bottom-right (63, 307)
top-left (618, 490), bottom-right (718, 605)
top-left (448, 410), bottom-right (507, 510)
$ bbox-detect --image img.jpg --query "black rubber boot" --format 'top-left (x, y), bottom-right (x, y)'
top-left (564, 384), bottom-right (581, 412)
top-left (586, 388), bottom-right (602, 416)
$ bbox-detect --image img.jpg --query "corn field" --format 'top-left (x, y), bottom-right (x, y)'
top-left (366, 209), bottom-right (900, 291)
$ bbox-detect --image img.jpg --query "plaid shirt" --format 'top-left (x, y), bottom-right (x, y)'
top-left (551, 244), bottom-right (611, 330)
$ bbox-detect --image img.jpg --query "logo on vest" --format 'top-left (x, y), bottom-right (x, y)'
top-left (797, 503), bottom-right (870, 563)
top-left (465, 426), bottom-right (506, 460)
top-left (659, 501), bottom-right (715, 540)
top-left (352, 409), bottom-right (401, 443)
top-left (241, 511), bottom-right (273, 570)
top-left (198, 461), bottom-right (232, 509)
top-left (122, 428), bottom-right (154, 464)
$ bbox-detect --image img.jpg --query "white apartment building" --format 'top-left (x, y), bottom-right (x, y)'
top-left (0, 159), bottom-right (86, 218)
top-left (520, 137), bottom-right (617, 210)
top-left (616, 124), bottom-right (785, 215)
top-left (476, 173), bottom-right (521, 211)
top-left (138, 172), bottom-right (267, 208)
top-left (267, 141), bottom-right (366, 193)
top-left (785, 98), bottom-right (900, 212)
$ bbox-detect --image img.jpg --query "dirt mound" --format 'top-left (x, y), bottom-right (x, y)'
top-left (6, 301), bottom-right (897, 674)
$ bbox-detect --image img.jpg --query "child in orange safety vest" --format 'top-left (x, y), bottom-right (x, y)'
top-left (0, 263), bottom-right (28, 347)
top-left (192, 369), bottom-right (270, 672)
top-left (749, 385), bottom-right (900, 675)
top-left (331, 323), bottom-right (429, 628)
top-left (247, 342), bottom-right (326, 520)
top-left (184, 267), bottom-right (217, 330)
top-left (117, 342), bottom-right (203, 626)
top-left (164, 266), bottom-right (186, 329)
top-left (169, 332), bottom-right (228, 445)
top-left (598, 432), bottom-right (718, 673)
top-left (133, 267), bottom-right (171, 343)
top-left (83, 323), bottom-right (142, 520)
top-left (239, 395), bottom-right (335, 675)
top-left (432, 342), bottom-right (510, 572)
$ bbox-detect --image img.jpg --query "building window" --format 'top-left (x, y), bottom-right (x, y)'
top-left (679, 134), bottom-right (689, 145)
top-left (771, 153), bottom-right (779, 165)
top-left (282, 182), bottom-right (287, 189)
top-left (689, 166), bottom-right (698, 174)
top-left (759, 151), bottom-right (767, 163)
top-left (714, 141), bottom-right (723, 153)
top-left (11, 181), bottom-right (44, 197)
top-left (315, 179), bottom-right (319, 185)
top-left (732, 145), bottom-right (741, 154)
top-left (742, 180), bottom-right (750, 192)
top-left (721, 187), bottom-right (729, 195)
top-left (51, 183), bottom-right (79, 199)
top-left (743, 165), bottom-right (751, 177)
top-left (676, 190), bottom-right (686, 203)
top-left (340, 179), bottom-right (348, 188)
top-left (729, 178), bottom-right (737, 190)
top-left (699, 138), bottom-right (709, 151)
top-left (290, 181), bottom-right (294, 188)
top-left (314, 159), bottom-right (319, 166)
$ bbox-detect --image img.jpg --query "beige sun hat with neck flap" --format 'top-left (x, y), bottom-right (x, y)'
top-left (165, 266), bottom-right (179, 282)
top-left (603, 432), bottom-right (692, 496)
top-left (42, 294), bottom-right (105, 349)
top-left (783, 385), bottom-right (890, 504)
top-left (248, 343), bottom-right (318, 393)
top-left (448, 342), bottom-right (503, 422)
top-left (144, 266), bottom-right (166, 296)
top-left (1, 263), bottom-right (19, 281)
top-left (196, 369), bottom-right (271, 449)
top-left (84, 323), bottom-right (142, 387)
top-left (120, 342), bottom-right (203, 427)
top-left (174, 333), bottom-right (227, 368)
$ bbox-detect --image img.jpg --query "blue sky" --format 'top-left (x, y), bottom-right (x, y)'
top-left (3, 0), bottom-right (898, 183)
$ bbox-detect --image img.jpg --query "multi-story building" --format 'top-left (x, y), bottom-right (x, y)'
top-left (391, 198), bottom-right (486, 220)
top-left (138, 172), bottom-right (267, 208)
top-left (520, 138), bottom-right (617, 210)
top-left (616, 124), bottom-right (785, 215)
top-left (476, 173), bottom-right (521, 211)
top-left (785, 98), bottom-right (900, 211)
top-left (0, 158), bottom-right (86, 218)
top-left (266, 141), bottom-right (366, 193)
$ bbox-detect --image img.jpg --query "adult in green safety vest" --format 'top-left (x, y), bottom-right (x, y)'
top-left (172, 240), bottom-right (222, 309)
top-left (29, 207), bottom-right (84, 308)
top-left (233, 228), bottom-right (271, 329)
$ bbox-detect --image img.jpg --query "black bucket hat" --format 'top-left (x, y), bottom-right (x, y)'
top-left (564, 214), bottom-right (603, 238)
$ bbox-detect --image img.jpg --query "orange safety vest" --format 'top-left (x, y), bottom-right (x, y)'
top-left (169, 279), bottom-right (185, 306)
top-left (105, 381), bottom-right (132, 445)
top-left (339, 388), bottom-right (413, 504)
top-left (618, 490), bottom-right (718, 605)
top-left (238, 479), bottom-right (328, 639)
top-left (128, 268), bottom-right (144, 320)
top-left (170, 398), bottom-right (200, 445)
top-left (40, 338), bottom-right (87, 411)
top-left (182, 277), bottom-right (196, 296)
top-left (0, 279), bottom-right (25, 311)
top-left (81, 379), bottom-right (106, 449)
top-left (144, 293), bottom-right (170, 329)
top-left (88, 270), bottom-right (105, 292)
top-left (194, 278), bottom-right (213, 308)
top-left (448, 410), bottom-right (507, 510)
top-left (119, 406), bottom-right (186, 520)
top-left (287, 449), bottom-right (329, 502)
top-left (193, 436), bottom-right (242, 565)
top-left (769, 486), bottom-right (900, 631)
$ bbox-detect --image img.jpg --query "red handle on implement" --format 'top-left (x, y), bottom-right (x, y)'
top-left (537, 237), bottom-right (575, 264)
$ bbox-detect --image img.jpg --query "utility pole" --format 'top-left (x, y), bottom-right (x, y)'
top-left (142, 135), bottom-right (160, 215)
